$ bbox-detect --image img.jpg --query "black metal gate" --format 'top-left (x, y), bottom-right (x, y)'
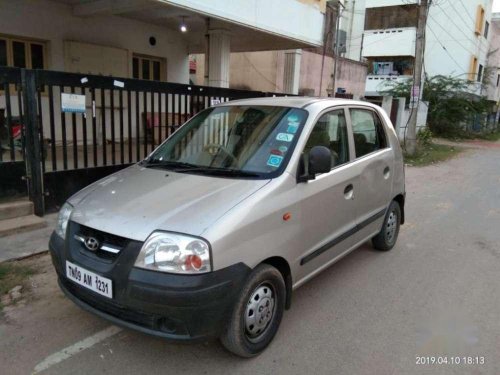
top-left (0, 67), bottom-right (288, 215)
top-left (0, 67), bottom-right (27, 199)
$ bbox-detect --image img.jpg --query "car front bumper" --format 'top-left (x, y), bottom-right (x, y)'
top-left (49, 225), bottom-right (251, 341)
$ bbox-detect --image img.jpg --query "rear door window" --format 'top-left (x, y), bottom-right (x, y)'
top-left (350, 109), bottom-right (387, 158)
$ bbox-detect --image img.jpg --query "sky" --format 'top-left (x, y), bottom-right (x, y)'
top-left (494, 0), bottom-right (500, 12)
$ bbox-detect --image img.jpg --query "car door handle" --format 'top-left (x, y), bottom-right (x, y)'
top-left (383, 166), bottom-right (391, 179)
top-left (344, 184), bottom-right (354, 200)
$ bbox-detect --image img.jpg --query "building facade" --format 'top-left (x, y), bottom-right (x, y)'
top-left (342, 0), bottom-right (493, 98)
top-left (0, 0), bottom-right (326, 88)
top-left (486, 12), bottom-right (500, 103)
top-left (0, 0), bottom-right (328, 150)
top-left (190, 1), bottom-right (368, 98)
top-left (191, 49), bottom-right (368, 98)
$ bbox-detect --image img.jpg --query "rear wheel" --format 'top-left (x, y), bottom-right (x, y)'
top-left (372, 200), bottom-right (401, 251)
top-left (220, 264), bottom-right (285, 357)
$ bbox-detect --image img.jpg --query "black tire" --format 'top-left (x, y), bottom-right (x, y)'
top-left (220, 264), bottom-right (286, 358)
top-left (372, 200), bottom-right (401, 251)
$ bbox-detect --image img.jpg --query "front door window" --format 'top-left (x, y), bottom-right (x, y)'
top-left (302, 108), bottom-right (350, 174)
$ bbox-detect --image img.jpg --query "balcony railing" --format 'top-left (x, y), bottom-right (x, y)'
top-left (365, 0), bottom-right (418, 7)
top-left (365, 74), bottom-right (412, 96)
top-left (362, 27), bottom-right (417, 58)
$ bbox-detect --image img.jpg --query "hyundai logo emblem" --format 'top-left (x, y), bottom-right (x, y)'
top-left (84, 237), bottom-right (100, 252)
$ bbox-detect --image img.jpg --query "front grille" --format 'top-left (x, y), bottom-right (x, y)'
top-left (71, 222), bottom-right (129, 261)
top-left (62, 278), bottom-right (158, 329)
top-left (77, 223), bottom-right (129, 247)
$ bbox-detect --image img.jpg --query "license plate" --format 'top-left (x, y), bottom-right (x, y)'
top-left (66, 261), bottom-right (113, 299)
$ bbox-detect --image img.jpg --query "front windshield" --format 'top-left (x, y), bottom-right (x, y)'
top-left (145, 105), bottom-right (308, 178)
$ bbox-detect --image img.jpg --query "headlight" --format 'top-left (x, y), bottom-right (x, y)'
top-left (56, 202), bottom-right (73, 239)
top-left (134, 232), bottom-right (211, 274)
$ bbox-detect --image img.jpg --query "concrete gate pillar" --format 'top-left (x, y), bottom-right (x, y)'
top-left (395, 97), bottom-right (407, 140)
top-left (208, 29), bottom-right (231, 88)
top-left (283, 49), bottom-right (302, 95)
top-left (381, 95), bottom-right (393, 116)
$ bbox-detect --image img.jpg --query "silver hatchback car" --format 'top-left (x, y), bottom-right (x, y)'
top-left (49, 97), bottom-right (405, 357)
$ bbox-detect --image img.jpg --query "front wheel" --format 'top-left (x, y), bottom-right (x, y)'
top-left (220, 264), bottom-right (285, 357)
top-left (372, 200), bottom-right (401, 251)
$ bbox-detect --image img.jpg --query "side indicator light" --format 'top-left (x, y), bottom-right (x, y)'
top-left (283, 212), bottom-right (292, 221)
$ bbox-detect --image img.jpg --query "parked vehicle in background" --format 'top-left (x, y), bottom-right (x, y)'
top-left (49, 97), bottom-right (405, 357)
top-left (0, 111), bottom-right (24, 156)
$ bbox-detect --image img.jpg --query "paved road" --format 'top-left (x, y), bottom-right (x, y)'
top-left (1, 143), bottom-right (499, 375)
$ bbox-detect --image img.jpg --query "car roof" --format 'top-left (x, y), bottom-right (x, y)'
top-left (217, 96), bottom-right (376, 110)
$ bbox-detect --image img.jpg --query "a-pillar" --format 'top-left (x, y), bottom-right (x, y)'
top-left (207, 29), bottom-right (231, 88)
top-left (283, 49), bottom-right (302, 94)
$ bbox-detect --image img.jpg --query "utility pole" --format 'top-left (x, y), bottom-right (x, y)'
top-left (331, 0), bottom-right (343, 96)
top-left (406, 0), bottom-right (428, 155)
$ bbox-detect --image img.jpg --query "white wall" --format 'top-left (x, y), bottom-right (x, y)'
top-left (365, 75), bottom-right (412, 96)
top-left (342, 0), bottom-right (366, 62)
top-left (397, 102), bottom-right (429, 141)
top-left (362, 28), bottom-right (416, 57)
top-left (486, 15), bottom-right (500, 101)
top-left (344, 0), bottom-right (493, 97)
top-left (159, 0), bottom-right (325, 47)
top-left (365, 0), bottom-right (417, 7)
top-left (425, 0), bottom-right (492, 97)
top-left (0, 0), bottom-right (190, 83)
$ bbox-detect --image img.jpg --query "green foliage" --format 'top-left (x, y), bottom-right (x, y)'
top-left (404, 143), bottom-right (462, 167)
top-left (417, 127), bottom-right (433, 146)
top-left (381, 75), bottom-right (492, 138)
top-left (0, 262), bottom-right (34, 295)
top-left (481, 65), bottom-right (496, 89)
top-left (472, 130), bottom-right (500, 141)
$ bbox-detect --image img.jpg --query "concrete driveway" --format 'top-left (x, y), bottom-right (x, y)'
top-left (1, 143), bottom-right (499, 375)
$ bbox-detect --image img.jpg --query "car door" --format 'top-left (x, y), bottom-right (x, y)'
top-left (295, 107), bottom-right (359, 283)
top-left (347, 107), bottom-right (393, 241)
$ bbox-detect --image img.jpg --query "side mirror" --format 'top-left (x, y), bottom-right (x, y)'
top-left (298, 146), bottom-right (332, 182)
top-left (309, 146), bottom-right (332, 175)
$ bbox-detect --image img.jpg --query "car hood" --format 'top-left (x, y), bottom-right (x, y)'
top-left (68, 164), bottom-right (270, 241)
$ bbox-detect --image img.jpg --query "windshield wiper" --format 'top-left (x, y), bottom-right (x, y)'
top-left (143, 160), bottom-right (260, 177)
top-left (175, 166), bottom-right (260, 177)
top-left (143, 160), bottom-right (199, 170)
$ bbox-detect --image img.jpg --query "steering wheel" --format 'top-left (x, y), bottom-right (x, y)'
top-left (203, 143), bottom-right (237, 164)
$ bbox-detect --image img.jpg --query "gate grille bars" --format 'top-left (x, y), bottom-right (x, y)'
top-left (0, 67), bottom-right (289, 215)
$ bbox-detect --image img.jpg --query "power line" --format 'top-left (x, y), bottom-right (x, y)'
top-left (426, 24), bottom-right (465, 73)
top-left (457, 0), bottom-right (476, 24)
top-left (427, 13), bottom-right (480, 57)
top-left (348, 31), bottom-right (405, 49)
top-left (436, 2), bottom-right (489, 55)
top-left (446, 2), bottom-right (477, 34)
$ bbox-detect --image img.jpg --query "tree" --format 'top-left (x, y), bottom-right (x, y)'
top-left (381, 75), bottom-right (491, 138)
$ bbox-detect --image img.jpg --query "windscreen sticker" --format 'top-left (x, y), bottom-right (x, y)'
top-left (287, 124), bottom-right (299, 134)
top-left (278, 145), bottom-right (288, 153)
top-left (287, 114), bottom-right (300, 126)
top-left (267, 154), bottom-right (284, 168)
top-left (270, 149), bottom-right (283, 156)
top-left (276, 133), bottom-right (294, 142)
